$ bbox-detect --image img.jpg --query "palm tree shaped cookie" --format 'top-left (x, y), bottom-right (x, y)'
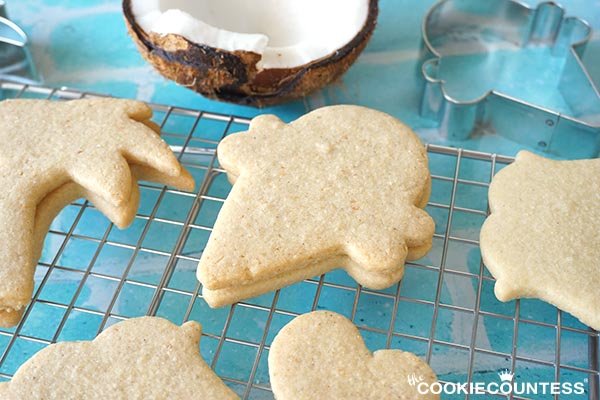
top-left (0, 99), bottom-right (194, 327)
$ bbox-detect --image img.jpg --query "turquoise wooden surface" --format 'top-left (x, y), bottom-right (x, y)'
top-left (1, 1), bottom-right (598, 397)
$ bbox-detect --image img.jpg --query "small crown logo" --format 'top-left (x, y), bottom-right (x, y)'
top-left (498, 369), bottom-right (514, 382)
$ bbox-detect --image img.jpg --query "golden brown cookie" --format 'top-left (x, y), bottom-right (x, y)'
top-left (481, 151), bottom-right (600, 330)
top-left (0, 317), bottom-right (238, 399)
top-left (0, 99), bottom-right (194, 326)
top-left (197, 105), bottom-right (434, 306)
top-left (269, 311), bottom-right (439, 399)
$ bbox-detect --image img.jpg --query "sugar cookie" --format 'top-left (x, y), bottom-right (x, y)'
top-left (269, 311), bottom-right (439, 399)
top-left (0, 99), bottom-right (194, 326)
top-left (197, 105), bottom-right (434, 306)
top-left (0, 317), bottom-right (238, 399)
top-left (481, 151), bottom-right (600, 330)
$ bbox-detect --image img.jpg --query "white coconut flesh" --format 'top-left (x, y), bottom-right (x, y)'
top-left (131, 0), bottom-right (370, 70)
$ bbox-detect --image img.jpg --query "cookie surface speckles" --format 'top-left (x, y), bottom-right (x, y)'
top-left (0, 99), bottom-right (194, 326)
top-left (480, 151), bottom-right (600, 330)
top-left (0, 317), bottom-right (238, 399)
top-left (269, 311), bottom-right (439, 399)
top-left (197, 105), bottom-right (434, 306)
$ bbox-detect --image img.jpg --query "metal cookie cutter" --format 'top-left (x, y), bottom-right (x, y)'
top-left (420, 0), bottom-right (600, 159)
top-left (0, 1), bottom-right (38, 85)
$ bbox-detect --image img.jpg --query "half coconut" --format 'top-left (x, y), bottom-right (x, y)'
top-left (123, 0), bottom-right (378, 106)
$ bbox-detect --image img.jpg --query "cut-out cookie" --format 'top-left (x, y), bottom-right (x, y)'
top-left (0, 99), bottom-right (194, 326)
top-left (197, 105), bottom-right (434, 306)
top-left (0, 179), bottom-right (143, 327)
top-left (269, 311), bottom-right (439, 399)
top-left (0, 317), bottom-right (238, 399)
top-left (481, 151), bottom-right (600, 330)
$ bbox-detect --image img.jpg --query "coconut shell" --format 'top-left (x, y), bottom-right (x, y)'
top-left (122, 0), bottom-right (378, 107)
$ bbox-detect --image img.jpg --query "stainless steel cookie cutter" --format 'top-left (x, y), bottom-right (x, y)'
top-left (420, 0), bottom-right (600, 159)
top-left (0, 1), bottom-right (39, 85)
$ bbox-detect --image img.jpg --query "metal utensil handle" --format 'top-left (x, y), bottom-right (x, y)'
top-left (0, 13), bottom-right (39, 85)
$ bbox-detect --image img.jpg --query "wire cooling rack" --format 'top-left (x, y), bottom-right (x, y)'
top-left (0, 81), bottom-right (597, 400)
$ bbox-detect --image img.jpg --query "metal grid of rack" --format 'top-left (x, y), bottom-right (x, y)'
top-left (0, 81), bottom-right (597, 399)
